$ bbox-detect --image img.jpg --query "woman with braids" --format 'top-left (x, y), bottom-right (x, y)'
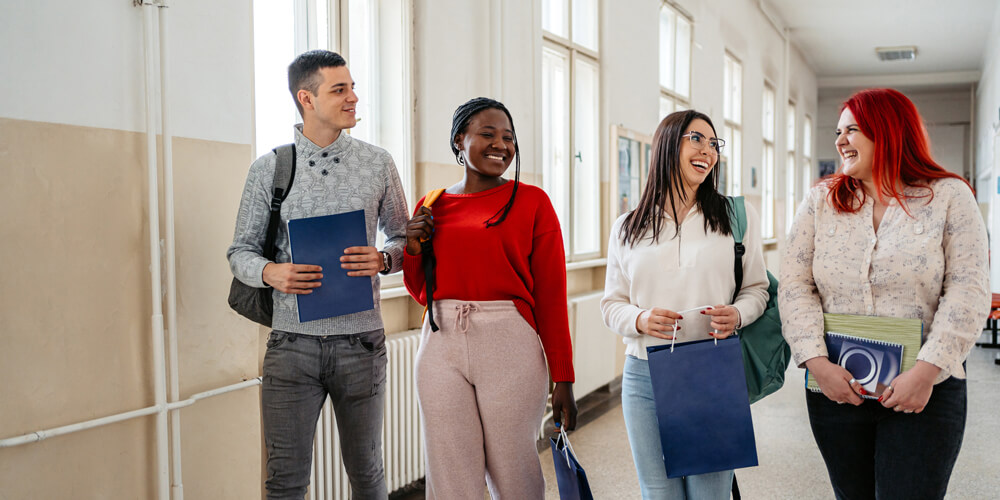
top-left (403, 97), bottom-right (577, 499)
top-left (780, 88), bottom-right (988, 499)
top-left (601, 110), bottom-right (768, 499)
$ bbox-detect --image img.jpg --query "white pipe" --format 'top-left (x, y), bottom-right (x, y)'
top-left (0, 378), bottom-right (262, 449)
top-left (141, 3), bottom-right (171, 499)
top-left (157, 1), bottom-right (184, 499)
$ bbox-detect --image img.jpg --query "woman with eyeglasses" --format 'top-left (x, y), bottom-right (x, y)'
top-left (601, 110), bottom-right (769, 499)
top-left (779, 88), bottom-right (988, 499)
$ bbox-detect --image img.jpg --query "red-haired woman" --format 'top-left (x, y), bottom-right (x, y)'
top-left (779, 88), bottom-right (989, 499)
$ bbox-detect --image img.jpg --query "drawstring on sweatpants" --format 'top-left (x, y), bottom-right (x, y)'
top-left (454, 303), bottom-right (480, 334)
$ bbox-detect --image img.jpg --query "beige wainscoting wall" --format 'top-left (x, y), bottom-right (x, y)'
top-left (0, 118), bottom-right (261, 499)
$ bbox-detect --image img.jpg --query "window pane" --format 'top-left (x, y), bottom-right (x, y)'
top-left (762, 144), bottom-right (774, 238)
top-left (675, 15), bottom-right (691, 98)
top-left (762, 86), bottom-right (775, 141)
top-left (786, 152), bottom-right (796, 233)
top-left (731, 128), bottom-right (742, 195)
top-left (254, 0), bottom-right (297, 154)
top-left (572, 0), bottom-right (598, 52)
top-left (316, 0), bottom-right (329, 50)
top-left (659, 6), bottom-right (675, 90)
top-left (348, 0), bottom-right (376, 143)
top-left (802, 158), bottom-right (812, 199)
top-left (542, 47), bottom-right (571, 249)
top-left (542, 0), bottom-right (569, 38)
top-left (723, 57), bottom-right (732, 121)
top-left (659, 95), bottom-right (674, 121)
top-left (722, 125), bottom-right (741, 195)
top-left (786, 103), bottom-right (796, 152)
top-left (803, 115), bottom-right (813, 156)
top-left (573, 56), bottom-right (600, 255)
top-left (732, 60), bottom-right (742, 124)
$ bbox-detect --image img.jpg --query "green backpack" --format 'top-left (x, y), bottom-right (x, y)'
top-left (728, 196), bottom-right (791, 404)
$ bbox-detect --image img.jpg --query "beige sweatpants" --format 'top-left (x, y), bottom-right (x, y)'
top-left (415, 299), bottom-right (549, 500)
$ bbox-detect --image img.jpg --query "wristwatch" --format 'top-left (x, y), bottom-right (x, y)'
top-left (379, 251), bottom-right (392, 275)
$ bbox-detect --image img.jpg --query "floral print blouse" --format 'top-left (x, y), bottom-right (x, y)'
top-left (779, 177), bottom-right (989, 384)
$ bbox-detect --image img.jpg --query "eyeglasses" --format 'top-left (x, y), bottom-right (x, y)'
top-left (682, 132), bottom-right (725, 154)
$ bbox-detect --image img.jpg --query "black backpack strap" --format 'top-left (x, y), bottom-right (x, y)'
top-left (422, 239), bottom-right (439, 332)
top-left (262, 144), bottom-right (296, 262)
top-left (728, 196), bottom-right (747, 304)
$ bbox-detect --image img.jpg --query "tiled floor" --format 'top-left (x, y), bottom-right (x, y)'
top-left (396, 330), bottom-right (1000, 499)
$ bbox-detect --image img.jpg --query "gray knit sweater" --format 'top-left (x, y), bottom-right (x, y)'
top-left (227, 125), bottom-right (409, 335)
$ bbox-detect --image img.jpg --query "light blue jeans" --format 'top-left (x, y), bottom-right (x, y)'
top-left (622, 356), bottom-right (734, 500)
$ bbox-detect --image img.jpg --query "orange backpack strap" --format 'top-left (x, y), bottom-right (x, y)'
top-left (420, 188), bottom-right (446, 328)
top-left (423, 188), bottom-right (445, 208)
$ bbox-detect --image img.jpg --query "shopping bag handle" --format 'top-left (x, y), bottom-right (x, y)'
top-left (554, 422), bottom-right (576, 467)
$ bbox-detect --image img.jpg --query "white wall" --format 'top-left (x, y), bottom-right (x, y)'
top-left (0, 0), bottom-right (252, 145)
top-left (977, 2), bottom-right (1000, 291)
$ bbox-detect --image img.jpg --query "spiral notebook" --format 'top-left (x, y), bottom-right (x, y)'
top-left (806, 314), bottom-right (922, 399)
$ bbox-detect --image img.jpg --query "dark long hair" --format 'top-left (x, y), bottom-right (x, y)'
top-left (619, 110), bottom-right (731, 247)
top-left (450, 97), bottom-right (520, 227)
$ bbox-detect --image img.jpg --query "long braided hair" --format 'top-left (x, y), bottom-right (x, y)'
top-left (450, 97), bottom-right (521, 227)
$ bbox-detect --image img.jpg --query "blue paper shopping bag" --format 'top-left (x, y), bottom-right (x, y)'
top-left (549, 424), bottom-right (593, 500)
top-left (646, 336), bottom-right (758, 478)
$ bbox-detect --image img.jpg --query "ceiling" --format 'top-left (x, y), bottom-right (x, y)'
top-left (764, 0), bottom-right (998, 87)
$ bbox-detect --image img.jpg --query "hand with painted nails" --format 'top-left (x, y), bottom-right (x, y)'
top-left (804, 356), bottom-right (864, 406)
top-left (636, 307), bottom-right (683, 340)
top-left (702, 305), bottom-right (741, 339)
top-left (880, 360), bottom-right (940, 414)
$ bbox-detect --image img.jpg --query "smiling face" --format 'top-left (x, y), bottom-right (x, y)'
top-left (677, 118), bottom-right (719, 194)
top-left (835, 108), bottom-right (875, 184)
top-left (454, 108), bottom-right (515, 181)
top-left (298, 66), bottom-right (358, 132)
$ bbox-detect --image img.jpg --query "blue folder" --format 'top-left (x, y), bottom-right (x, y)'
top-left (286, 210), bottom-right (374, 322)
top-left (646, 337), bottom-right (758, 478)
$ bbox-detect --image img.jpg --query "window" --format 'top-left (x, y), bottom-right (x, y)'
top-left (253, 0), bottom-right (413, 278)
top-left (761, 84), bottom-right (776, 240)
top-left (785, 102), bottom-right (796, 233)
top-left (722, 53), bottom-right (742, 196)
top-left (802, 115), bottom-right (814, 201)
top-left (542, 0), bottom-right (601, 259)
top-left (659, 3), bottom-right (691, 116)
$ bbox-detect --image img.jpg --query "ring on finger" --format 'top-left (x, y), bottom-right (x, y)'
top-left (904, 409), bottom-right (913, 414)
top-left (848, 378), bottom-right (857, 385)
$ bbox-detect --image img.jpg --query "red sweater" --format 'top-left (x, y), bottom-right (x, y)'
top-left (403, 182), bottom-right (575, 382)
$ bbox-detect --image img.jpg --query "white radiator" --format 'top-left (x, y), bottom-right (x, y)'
top-left (568, 291), bottom-right (618, 398)
top-left (308, 330), bottom-right (424, 499)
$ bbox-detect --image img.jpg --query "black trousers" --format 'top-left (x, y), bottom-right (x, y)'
top-left (805, 376), bottom-right (966, 500)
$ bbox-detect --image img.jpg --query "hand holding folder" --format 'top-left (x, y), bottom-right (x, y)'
top-left (287, 210), bottom-right (375, 322)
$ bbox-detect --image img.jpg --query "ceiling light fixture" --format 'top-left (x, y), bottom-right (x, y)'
top-left (875, 46), bottom-right (917, 62)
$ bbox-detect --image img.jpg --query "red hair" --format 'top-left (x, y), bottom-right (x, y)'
top-left (824, 88), bottom-right (971, 213)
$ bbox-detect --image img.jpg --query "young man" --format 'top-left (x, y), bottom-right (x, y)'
top-left (227, 50), bottom-right (408, 499)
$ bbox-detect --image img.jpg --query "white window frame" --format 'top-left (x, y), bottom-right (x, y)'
top-left (722, 52), bottom-right (742, 196)
top-left (659, 2), bottom-right (692, 113)
top-left (253, 0), bottom-right (414, 284)
top-left (761, 82), bottom-right (776, 240)
top-left (542, 0), bottom-right (602, 261)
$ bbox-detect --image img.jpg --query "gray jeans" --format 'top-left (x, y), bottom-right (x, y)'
top-left (262, 329), bottom-right (388, 500)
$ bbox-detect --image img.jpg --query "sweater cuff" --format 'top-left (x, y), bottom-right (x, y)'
top-left (548, 358), bottom-right (575, 383)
